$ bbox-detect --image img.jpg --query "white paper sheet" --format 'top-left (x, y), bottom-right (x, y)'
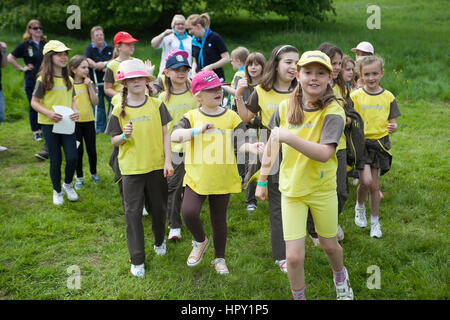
top-left (52, 105), bottom-right (75, 135)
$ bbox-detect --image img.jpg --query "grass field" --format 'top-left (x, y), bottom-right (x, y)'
top-left (0, 0), bottom-right (449, 300)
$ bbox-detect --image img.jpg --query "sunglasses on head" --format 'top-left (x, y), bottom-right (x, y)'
top-left (30, 26), bottom-right (43, 30)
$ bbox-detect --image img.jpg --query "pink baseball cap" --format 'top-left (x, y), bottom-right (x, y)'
top-left (191, 70), bottom-right (229, 95)
top-left (351, 41), bottom-right (374, 54)
top-left (165, 49), bottom-right (189, 62)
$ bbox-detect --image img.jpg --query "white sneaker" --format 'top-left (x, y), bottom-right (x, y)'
top-left (63, 182), bottom-right (78, 201)
top-left (187, 238), bottom-right (209, 267)
top-left (154, 240), bottom-right (167, 255)
top-left (75, 177), bottom-right (84, 190)
top-left (337, 224), bottom-right (344, 241)
top-left (168, 228), bottom-right (181, 240)
top-left (142, 207), bottom-right (149, 216)
top-left (275, 260), bottom-right (288, 273)
top-left (0, 146), bottom-right (7, 151)
top-left (130, 263), bottom-right (145, 278)
top-left (53, 190), bottom-right (64, 205)
top-left (335, 268), bottom-right (354, 300)
top-left (354, 203), bottom-right (367, 228)
top-left (246, 204), bottom-right (257, 212)
top-left (370, 222), bottom-right (383, 238)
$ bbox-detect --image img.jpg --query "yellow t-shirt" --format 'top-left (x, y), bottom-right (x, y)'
top-left (36, 76), bottom-right (74, 125)
top-left (159, 89), bottom-right (198, 153)
top-left (111, 97), bottom-right (166, 175)
top-left (351, 88), bottom-right (400, 140)
top-left (182, 108), bottom-right (243, 195)
top-left (74, 82), bottom-right (94, 122)
top-left (332, 84), bottom-right (347, 151)
top-left (253, 85), bottom-right (293, 128)
top-left (277, 100), bottom-right (345, 197)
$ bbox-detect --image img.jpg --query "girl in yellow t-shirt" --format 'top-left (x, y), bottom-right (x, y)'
top-left (160, 50), bottom-right (198, 241)
top-left (30, 40), bottom-right (80, 206)
top-left (237, 45), bottom-right (300, 273)
top-left (351, 55), bottom-right (401, 239)
top-left (171, 70), bottom-right (245, 275)
top-left (69, 55), bottom-right (100, 190)
top-left (256, 51), bottom-right (354, 300)
top-left (106, 59), bottom-right (174, 278)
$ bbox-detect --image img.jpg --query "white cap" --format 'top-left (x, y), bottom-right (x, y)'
top-left (351, 41), bottom-right (374, 54)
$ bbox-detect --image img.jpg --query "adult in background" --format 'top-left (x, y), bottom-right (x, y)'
top-left (84, 26), bottom-right (114, 133)
top-left (185, 13), bottom-right (230, 82)
top-left (8, 19), bottom-right (48, 159)
top-left (0, 41), bottom-right (7, 151)
top-left (151, 14), bottom-right (192, 78)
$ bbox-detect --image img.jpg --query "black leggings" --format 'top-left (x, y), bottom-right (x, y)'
top-left (41, 124), bottom-right (77, 193)
top-left (75, 121), bottom-right (97, 177)
top-left (182, 186), bottom-right (230, 258)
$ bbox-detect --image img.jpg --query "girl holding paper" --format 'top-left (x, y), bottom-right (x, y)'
top-left (30, 40), bottom-right (79, 206)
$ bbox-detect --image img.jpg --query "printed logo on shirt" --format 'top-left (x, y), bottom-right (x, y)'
top-left (170, 104), bottom-right (191, 111)
top-left (267, 103), bottom-right (278, 110)
top-left (362, 105), bottom-right (383, 110)
top-left (128, 116), bottom-right (151, 123)
top-left (288, 122), bottom-right (315, 129)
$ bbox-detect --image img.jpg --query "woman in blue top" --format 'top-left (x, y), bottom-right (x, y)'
top-left (186, 13), bottom-right (230, 82)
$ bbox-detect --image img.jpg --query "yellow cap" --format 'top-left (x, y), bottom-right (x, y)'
top-left (43, 40), bottom-right (72, 55)
top-left (297, 50), bottom-right (332, 72)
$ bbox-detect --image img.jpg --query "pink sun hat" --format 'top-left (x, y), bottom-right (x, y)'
top-left (191, 70), bottom-right (230, 95)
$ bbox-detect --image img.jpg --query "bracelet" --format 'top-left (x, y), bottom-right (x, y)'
top-left (104, 61), bottom-right (108, 68)
top-left (235, 96), bottom-right (243, 101)
top-left (257, 181), bottom-right (268, 187)
top-left (161, 32), bottom-right (166, 38)
top-left (1, 50), bottom-right (7, 54)
top-left (192, 128), bottom-right (198, 136)
top-left (122, 132), bottom-right (130, 141)
top-left (21, 68), bottom-right (25, 73)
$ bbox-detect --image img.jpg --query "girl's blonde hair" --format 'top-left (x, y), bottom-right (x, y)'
top-left (69, 55), bottom-right (87, 78)
top-left (186, 13), bottom-right (210, 29)
top-left (119, 79), bottom-right (155, 118)
top-left (23, 19), bottom-right (47, 42)
top-left (358, 55), bottom-right (384, 74)
top-left (245, 52), bottom-right (266, 84)
top-left (38, 51), bottom-right (72, 92)
top-left (260, 45), bottom-right (298, 92)
top-left (342, 55), bottom-right (357, 89)
top-left (287, 64), bottom-right (336, 125)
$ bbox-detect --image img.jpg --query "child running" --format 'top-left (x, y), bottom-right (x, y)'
top-left (237, 45), bottom-right (300, 272)
top-left (255, 50), bottom-right (354, 300)
top-left (160, 49), bottom-right (199, 240)
top-left (69, 55), bottom-right (100, 189)
top-left (171, 70), bottom-right (246, 274)
top-left (30, 40), bottom-right (79, 205)
top-left (351, 55), bottom-right (401, 238)
top-left (106, 59), bottom-right (173, 278)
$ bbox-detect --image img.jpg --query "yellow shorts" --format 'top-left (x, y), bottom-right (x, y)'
top-left (281, 190), bottom-right (338, 241)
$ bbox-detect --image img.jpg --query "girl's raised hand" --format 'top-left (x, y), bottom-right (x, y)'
top-left (123, 122), bottom-right (133, 138)
top-left (83, 76), bottom-right (92, 86)
top-left (235, 77), bottom-right (248, 97)
top-left (144, 60), bottom-right (155, 78)
top-left (248, 142), bottom-right (265, 155)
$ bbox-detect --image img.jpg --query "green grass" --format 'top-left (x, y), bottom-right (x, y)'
top-left (0, 0), bottom-right (449, 300)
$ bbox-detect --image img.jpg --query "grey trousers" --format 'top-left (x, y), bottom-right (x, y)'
top-left (336, 149), bottom-right (349, 214)
top-left (167, 152), bottom-right (185, 229)
top-left (122, 170), bottom-right (168, 265)
top-left (268, 175), bottom-right (286, 261)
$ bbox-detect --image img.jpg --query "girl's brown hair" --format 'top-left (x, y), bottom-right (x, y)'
top-left (287, 64), bottom-right (337, 125)
top-left (245, 52), bottom-right (266, 84)
top-left (119, 79), bottom-right (155, 118)
top-left (186, 13), bottom-right (210, 29)
top-left (259, 45), bottom-right (298, 92)
top-left (317, 42), bottom-right (350, 113)
top-left (23, 19), bottom-right (47, 42)
top-left (38, 51), bottom-right (72, 92)
top-left (341, 55), bottom-right (357, 89)
top-left (69, 55), bottom-right (87, 78)
top-left (163, 73), bottom-right (192, 104)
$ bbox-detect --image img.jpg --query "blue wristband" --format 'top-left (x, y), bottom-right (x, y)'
top-left (122, 133), bottom-right (130, 141)
top-left (257, 181), bottom-right (268, 187)
top-left (192, 128), bottom-right (198, 136)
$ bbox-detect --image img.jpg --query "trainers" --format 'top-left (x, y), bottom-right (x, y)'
top-left (35, 148), bottom-right (49, 160)
top-left (212, 258), bottom-right (229, 274)
top-left (370, 222), bottom-right (382, 238)
top-left (0, 146), bottom-right (7, 152)
top-left (33, 132), bottom-right (43, 141)
top-left (142, 207), bottom-right (149, 216)
top-left (53, 190), bottom-right (64, 205)
top-left (91, 173), bottom-right (101, 184)
top-left (309, 235), bottom-right (320, 247)
top-left (275, 259), bottom-right (288, 273)
top-left (337, 224), bottom-right (344, 241)
top-left (354, 203), bottom-right (367, 228)
top-left (246, 204), bottom-right (257, 212)
top-left (154, 240), bottom-right (167, 255)
top-left (62, 182), bottom-right (79, 201)
top-left (187, 238), bottom-right (209, 267)
top-left (75, 177), bottom-right (84, 190)
top-left (130, 263), bottom-right (145, 278)
top-left (168, 228), bottom-right (181, 240)
top-left (335, 268), bottom-right (354, 300)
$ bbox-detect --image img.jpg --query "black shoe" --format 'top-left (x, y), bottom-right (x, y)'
top-left (35, 149), bottom-right (49, 160)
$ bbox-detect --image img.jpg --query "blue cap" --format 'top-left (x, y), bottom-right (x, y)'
top-left (165, 54), bottom-right (191, 70)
